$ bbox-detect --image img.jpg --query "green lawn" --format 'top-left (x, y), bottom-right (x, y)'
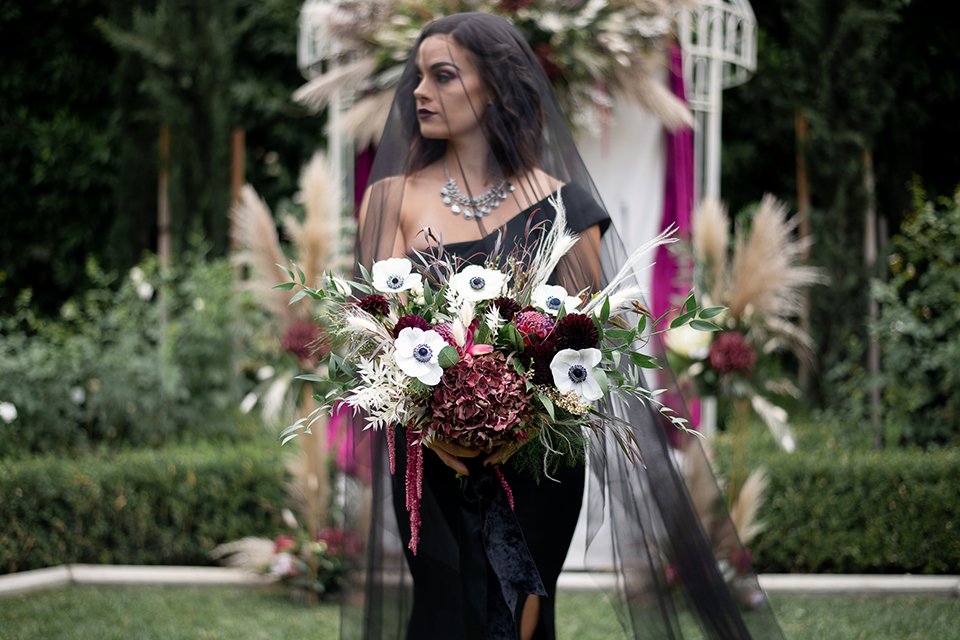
top-left (1, 586), bottom-right (958, 639)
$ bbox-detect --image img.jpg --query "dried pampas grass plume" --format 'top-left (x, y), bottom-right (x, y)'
top-left (728, 467), bottom-right (768, 546)
top-left (616, 61), bottom-right (695, 132)
top-left (231, 184), bottom-right (297, 324)
top-left (691, 196), bottom-right (729, 303)
top-left (334, 88), bottom-right (396, 147)
top-left (283, 151), bottom-right (343, 289)
top-left (726, 194), bottom-right (825, 322)
top-left (210, 536), bottom-right (276, 572)
top-left (293, 57), bottom-right (379, 113)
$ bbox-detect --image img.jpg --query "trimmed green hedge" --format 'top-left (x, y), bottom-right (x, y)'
top-left (0, 442), bottom-right (286, 573)
top-left (747, 447), bottom-right (960, 574)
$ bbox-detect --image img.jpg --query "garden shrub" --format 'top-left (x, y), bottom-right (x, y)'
top-left (0, 441), bottom-right (286, 573)
top-left (871, 187), bottom-right (960, 445)
top-left (751, 447), bottom-right (960, 574)
top-left (0, 246), bottom-right (266, 455)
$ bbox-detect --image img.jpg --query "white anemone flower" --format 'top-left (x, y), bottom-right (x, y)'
top-left (394, 327), bottom-right (448, 385)
top-left (550, 348), bottom-right (604, 401)
top-left (533, 284), bottom-right (580, 316)
top-left (372, 258), bottom-right (422, 294)
top-left (449, 265), bottom-right (506, 302)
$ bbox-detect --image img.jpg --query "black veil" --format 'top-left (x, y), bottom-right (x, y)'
top-left (339, 12), bottom-right (784, 640)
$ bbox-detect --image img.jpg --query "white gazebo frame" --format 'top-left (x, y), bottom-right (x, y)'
top-left (678, 0), bottom-right (757, 202)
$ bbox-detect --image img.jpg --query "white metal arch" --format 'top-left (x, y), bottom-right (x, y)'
top-left (679, 0), bottom-right (757, 202)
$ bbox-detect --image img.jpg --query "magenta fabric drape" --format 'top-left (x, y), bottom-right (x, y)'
top-left (652, 43), bottom-right (699, 433)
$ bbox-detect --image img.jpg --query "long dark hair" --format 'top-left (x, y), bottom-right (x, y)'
top-left (397, 13), bottom-right (545, 179)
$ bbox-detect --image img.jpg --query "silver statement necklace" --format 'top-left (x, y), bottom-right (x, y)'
top-left (441, 159), bottom-right (513, 220)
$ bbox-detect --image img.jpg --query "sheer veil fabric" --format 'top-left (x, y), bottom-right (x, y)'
top-left (340, 12), bottom-right (784, 640)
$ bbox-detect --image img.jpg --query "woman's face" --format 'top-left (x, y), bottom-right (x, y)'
top-left (414, 34), bottom-right (488, 142)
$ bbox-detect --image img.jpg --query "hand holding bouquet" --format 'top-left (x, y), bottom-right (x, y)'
top-left (277, 191), bottom-right (720, 553)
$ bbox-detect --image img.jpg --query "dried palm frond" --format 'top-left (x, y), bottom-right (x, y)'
top-left (333, 88), bottom-right (396, 147)
top-left (691, 196), bottom-right (729, 304)
top-left (293, 57), bottom-right (379, 113)
top-left (728, 467), bottom-right (768, 546)
top-left (231, 184), bottom-right (297, 324)
top-left (726, 194), bottom-right (825, 322)
top-left (283, 151), bottom-right (342, 289)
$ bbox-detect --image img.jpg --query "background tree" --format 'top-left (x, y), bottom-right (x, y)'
top-left (0, 0), bottom-right (324, 318)
top-left (721, 0), bottom-right (960, 412)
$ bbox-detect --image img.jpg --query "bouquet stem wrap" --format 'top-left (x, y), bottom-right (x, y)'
top-left (458, 457), bottom-right (546, 640)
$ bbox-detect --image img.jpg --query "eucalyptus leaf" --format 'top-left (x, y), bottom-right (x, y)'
top-left (438, 345), bottom-right (460, 368)
top-left (629, 351), bottom-right (661, 369)
top-left (690, 319), bottom-right (722, 332)
top-left (698, 306), bottom-right (726, 319)
top-left (538, 394), bottom-right (556, 421)
top-left (271, 282), bottom-right (296, 291)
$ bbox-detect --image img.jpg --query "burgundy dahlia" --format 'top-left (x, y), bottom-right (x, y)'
top-left (393, 314), bottom-right (430, 339)
top-left (708, 331), bottom-right (757, 375)
top-left (514, 310), bottom-right (555, 343)
top-left (553, 313), bottom-right (599, 350)
top-left (428, 352), bottom-right (531, 450)
top-left (490, 296), bottom-right (522, 322)
top-left (526, 337), bottom-right (558, 385)
top-left (356, 294), bottom-right (389, 317)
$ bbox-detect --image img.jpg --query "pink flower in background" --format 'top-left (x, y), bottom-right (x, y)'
top-left (281, 320), bottom-right (328, 365)
top-left (708, 332), bottom-right (757, 375)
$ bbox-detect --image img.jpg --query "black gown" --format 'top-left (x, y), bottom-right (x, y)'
top-left (391, 183), bottom-right (610, 640)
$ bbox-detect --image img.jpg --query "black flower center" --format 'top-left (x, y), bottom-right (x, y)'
top-left (546, 296), bottom-right (562, 310)
top-left (470, 276), bottom-right (486, 291)
top-left (568, 364), bottom-right (588, 383)
top-left (387, 274), bottom-right (404, 290)
top-left (414, 344), bottom-right (433, 363)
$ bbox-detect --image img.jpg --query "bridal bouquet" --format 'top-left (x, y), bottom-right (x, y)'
top-left (277, 192), bottom-right (720, 553)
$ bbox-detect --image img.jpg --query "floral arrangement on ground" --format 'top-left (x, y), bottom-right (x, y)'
top-left (277, 190), bottom-right (720, 553)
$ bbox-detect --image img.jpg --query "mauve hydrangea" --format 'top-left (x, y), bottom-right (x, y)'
top-left (428, 352), bottom-right (531, 450)
top-left (708, 331), bottom-right (757, 375)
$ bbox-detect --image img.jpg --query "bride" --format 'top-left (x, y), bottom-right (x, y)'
top-left (346, 12), bottom-right (783, 640)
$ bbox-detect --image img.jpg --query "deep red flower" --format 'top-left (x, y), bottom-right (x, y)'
top-left (526, 337), bottom-right (558, 385)
top-left (356, 294), bottom-right (389, 317)
top-left (393, 314), bottom-right (430, 339)
top-left (514, 310), bottom-right (555, 345)
top-left (490, 296), bottom-right (522, 322)
top-left (281, 320), bottom-right (328, 365)
top-left (708, 331), bottom-right (757, 375)
top-left (553, 313), bottom-right (599, 350)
